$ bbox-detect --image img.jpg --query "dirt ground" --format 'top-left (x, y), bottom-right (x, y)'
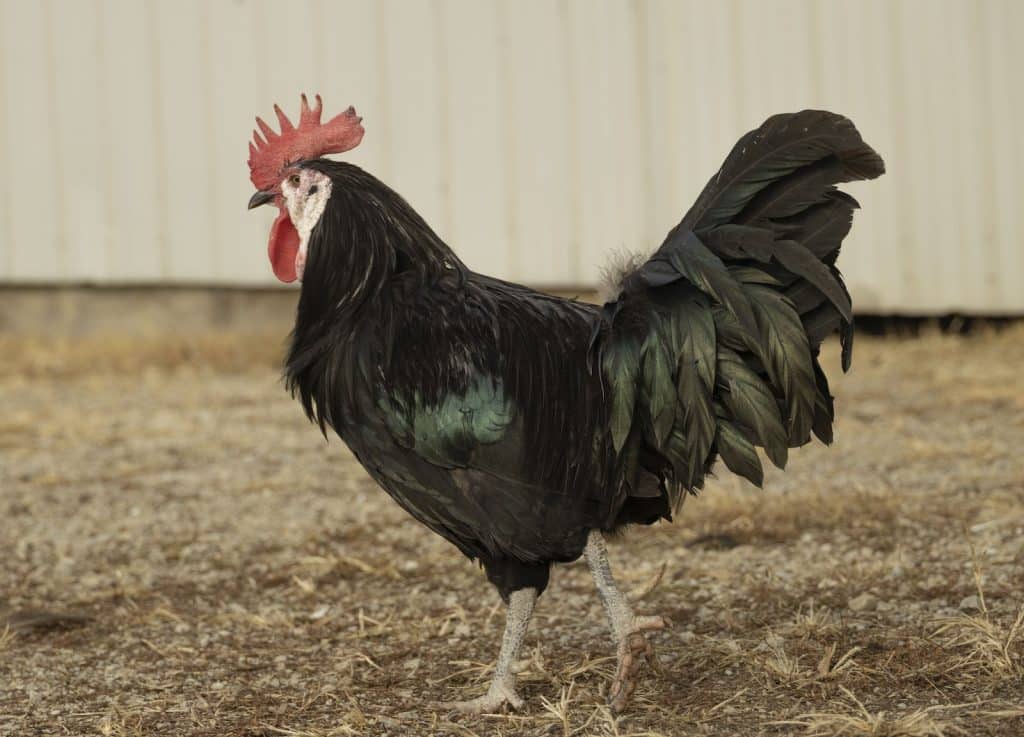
top-left (1, 326), bottom-right (1022, 737)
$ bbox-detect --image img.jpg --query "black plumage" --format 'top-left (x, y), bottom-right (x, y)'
top-left (282, 110), bottom-right (884, 601)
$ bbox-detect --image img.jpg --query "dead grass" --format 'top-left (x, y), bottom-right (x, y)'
top-left (0, 625), bottom-right (14, 652)
top-left (781, 687), bottom-right (965, 736)
top-left (933, 608), bottom-right (1024, 681)
top-left (0, 332), bottom-right (284, 378)
top-left (757, 635), bottom-right (862, 689)
top-left (931, 542), bottom-right (1024, 684)
top-left (783, 601), bottom-right (842, 640)
top-left (2, 326), bottom-right (1024, 736)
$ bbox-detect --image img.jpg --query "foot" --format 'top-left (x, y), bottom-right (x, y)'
top-left (608, 615), bottom-right (668, 714)
top-left (441, 677), bottom-right (524, 716)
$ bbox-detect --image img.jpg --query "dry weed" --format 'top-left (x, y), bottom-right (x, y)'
top-left (784, 601), bottom-right (842, 639)
top-left (592, 705), bottom-right (672, 737)
top-left (97, 704), bottom-right (147, 737)
top-left (758, 634), bottom-right (860, 688)
top-left (933, 607), bottom-right (1024, 680)
top-left (932, 547), bottom-right (1024, 681)
top-left (778, 687), bottom-right (965, 736)
top-left (538, 683), bottom-right (579, 737)
top-left (0, 625), bottom-right (14, 652)
top-left (256, 725), bottom-right (360, 737)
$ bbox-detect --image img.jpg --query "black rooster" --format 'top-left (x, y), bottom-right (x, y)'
top-left (246, 96), bottom-right (884, 713)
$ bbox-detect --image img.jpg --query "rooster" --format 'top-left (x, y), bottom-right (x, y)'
top-left (245, 95), bottom-right (883, 714)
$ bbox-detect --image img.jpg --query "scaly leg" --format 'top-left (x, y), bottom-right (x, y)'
top-left (444, 586), bottom-right (537, 715)
top-left (584, 530), bottom-right (667, 713)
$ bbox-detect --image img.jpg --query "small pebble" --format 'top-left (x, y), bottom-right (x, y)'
top-left (848, 593), bottom-right (877, 612)
top-left (958, 594), bottom-right (982, 612)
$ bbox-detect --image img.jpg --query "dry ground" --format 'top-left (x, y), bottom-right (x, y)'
top-left (1, 327), bottom-right (1023, 737)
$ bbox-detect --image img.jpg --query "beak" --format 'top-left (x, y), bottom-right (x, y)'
top-left (247, 189), bottom-right (275, 210)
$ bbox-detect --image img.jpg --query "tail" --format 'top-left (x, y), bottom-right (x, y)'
top-left (592, 110), bottom-right (884, 517)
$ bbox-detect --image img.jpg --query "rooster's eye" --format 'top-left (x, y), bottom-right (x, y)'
top-left (288, 174), bottom-right (301, 187)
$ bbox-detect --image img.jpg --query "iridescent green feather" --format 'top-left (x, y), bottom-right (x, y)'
top-left (640, 318), bottom-right (677, 447)
top-left (715, 419), bottom-right (764, 487)
top-left (669, 298), bottom-right (717, 486)
top-left (603, 332), bottom-right (642, 453)
top-left (378, 376), bottom-right (515, 468)
top-left (745, 285), bottom-right (817, 445)
top-left (716, 347), bottom-right (788, 468)
top-left (663, 231), bottom-right (759, 343)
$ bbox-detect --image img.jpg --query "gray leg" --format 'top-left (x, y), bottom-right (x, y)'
top-left (445, 587), bottom-right (537, 714)
top-left (584, 530), bottom-right (667, 713)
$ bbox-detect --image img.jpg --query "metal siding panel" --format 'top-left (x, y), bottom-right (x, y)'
top-left (732, 0), bottom-right (818, 119)
top-left (314, 0), bottom-right (390, 229)
top-left (903, 0), bottom-right (946, 313)
top-left (609, 0), bottom-right (650, 271)
top-left (2, 0), bottom-right (62, 280)
top-left (565, 0), bottom-right (604, 285)
top-left (984, 0), bottom-right (1023, 310)
top-left (641, 0), bottom-right (689, 250)
top-left (499, 0), bottom-right (573, 285)
top-left (0, 1), bottom-right (13, 279)
top-left (692, 0), bottom-right (743, 177)
top-left (869, 0), bottom-right (913, 313)
top-left (568, 0), bottom-right (648, 286)
top-left (50, 0), bottom-right (108, 282)
top-left (0, 0), bottom-right (1021, 311)
top-left (630, 1), bottom-right (657, 260)
top-left (645, 0), bottom-right (752, 266)
top-left (379, 0), bottom-right (447, 244)
top-left (862, 0), bottom-right (907, 313)
top-left (946, 0), bottom-right (989, 312)
top-left (437, 0), bottom-right (512, 277)
top-left (215, 0), bottom-right (315, 285)
top-left (98, 0), bottom-right (164, 281)
top-left (152, 0), bottom-right (212, 282)
top-left (921, 1), bottom-right (969, 312)
top-left (316, 0), bottom-right (389, 177)
top-left (815, 0), bottom-right (905, 313)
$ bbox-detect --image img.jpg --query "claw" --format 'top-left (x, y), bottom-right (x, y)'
top-left (438, 679), bottom-right (524, 716)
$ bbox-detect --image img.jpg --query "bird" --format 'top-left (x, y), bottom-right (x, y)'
top-left (245, 94), bottom-right (884, 714)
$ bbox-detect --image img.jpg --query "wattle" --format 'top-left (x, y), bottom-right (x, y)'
top-left (268, 208), bottom-right (300, 283)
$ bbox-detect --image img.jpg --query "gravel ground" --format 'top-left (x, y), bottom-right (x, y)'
top-left (1, 327), bottom-right (1022, 736)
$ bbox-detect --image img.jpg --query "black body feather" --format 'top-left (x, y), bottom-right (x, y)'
top-left (284, 110), bottom-right (883, 600)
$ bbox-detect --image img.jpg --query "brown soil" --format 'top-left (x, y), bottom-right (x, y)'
top-left (2, 327), bottom-right (1023, 736)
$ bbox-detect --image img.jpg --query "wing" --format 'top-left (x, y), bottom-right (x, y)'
top-left (370, 277), bottom-right (606, 562)
top-left (378, 372), bottom-right (517, 475)
top-left (591, 110), bottom-right (884, 516)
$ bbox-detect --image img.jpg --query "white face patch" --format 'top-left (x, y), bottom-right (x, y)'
top-left (280, 168), bottom-right (332, 281)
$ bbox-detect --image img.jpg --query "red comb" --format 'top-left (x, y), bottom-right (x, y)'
top-left (247, 94), bottom-right (364, 190)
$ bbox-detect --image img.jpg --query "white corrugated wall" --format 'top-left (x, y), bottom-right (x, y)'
top-left (0, 0), bottom-right (1021, 313)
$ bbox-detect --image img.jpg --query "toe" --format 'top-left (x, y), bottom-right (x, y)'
top-left (441, 697), bottom-right (491, 716)
top-left (493, 680), bottom-right (524, 710)
top-left (608, 673), bottom-right (638, 714)
top-left (608, 627), bottom-right (666, 714)
top-left (634, 614), bottom-right (670, 632)
top-left (440, 684), bottom-right (523, 717)
top-left (446, 701), bottom-right (490, 717)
